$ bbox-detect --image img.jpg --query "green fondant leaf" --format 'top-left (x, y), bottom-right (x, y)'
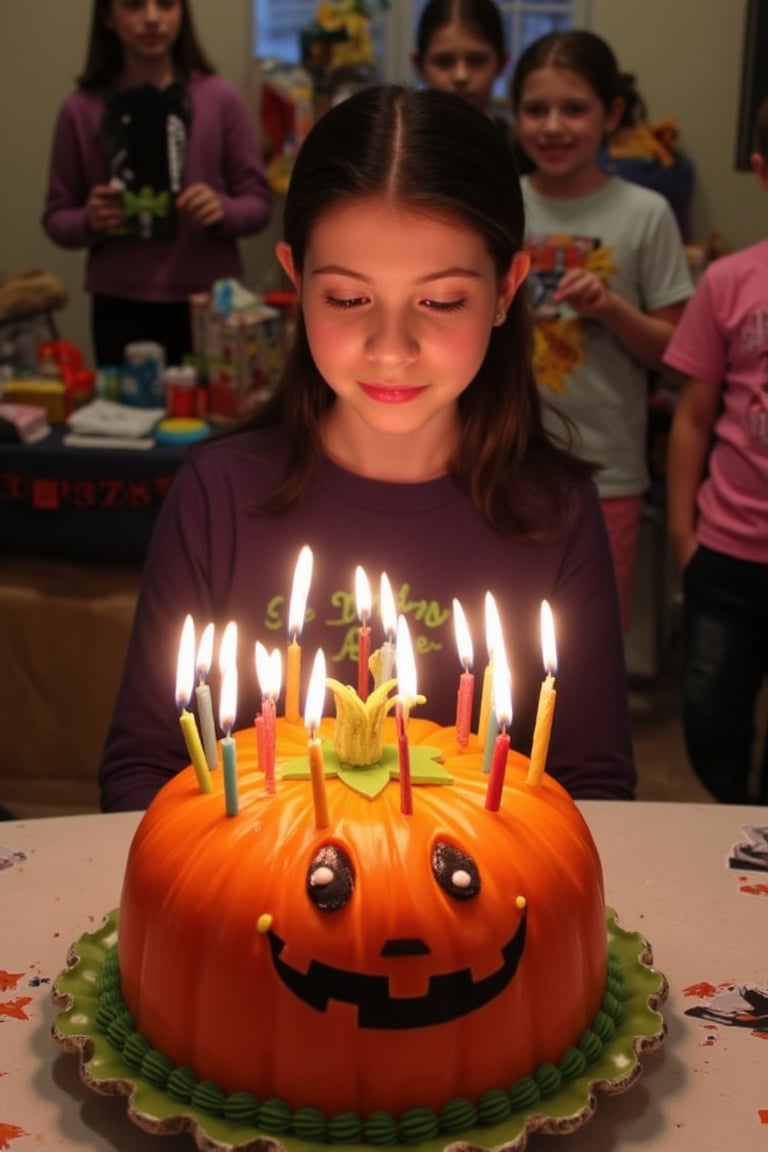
top-left (338, 761), bottom-right (391, 799)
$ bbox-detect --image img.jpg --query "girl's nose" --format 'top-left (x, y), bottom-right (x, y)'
top-left (365, 313), bottom-right (418, 366)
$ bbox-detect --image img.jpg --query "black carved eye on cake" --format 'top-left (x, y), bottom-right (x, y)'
top-left (306, 844), bottom-right (355, 911)
top-left (431, 842), bottom-right (481, 900)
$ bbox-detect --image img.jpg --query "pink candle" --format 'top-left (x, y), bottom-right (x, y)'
top-left (396, 700), bottom-right (412, 815)
top-left (355, 565), bottom-right (372, 701)
top-left (255, 641), bottom-right (282, 795)
top-left (452, 598), bottom-right (475, 747)
top-left (262, 696), bottom-right (276, 794)
top-left (484, 636), bottom-right (512, 812)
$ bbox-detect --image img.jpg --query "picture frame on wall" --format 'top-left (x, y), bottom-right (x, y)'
top-left (736, 0), bottom-right (768, 168)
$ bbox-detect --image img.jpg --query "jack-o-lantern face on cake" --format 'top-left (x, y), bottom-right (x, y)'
top-left (265, 832), bottom-right (527, 1029)
top-left (118, 719), bottom-right (606, 1119)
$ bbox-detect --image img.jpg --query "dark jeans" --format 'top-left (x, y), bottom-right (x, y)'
top-left (681, 545), bottom-right (768, 804)
top-left (91, 294), bottom-right (193, 368)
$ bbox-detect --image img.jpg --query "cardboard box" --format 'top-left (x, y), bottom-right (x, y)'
top-left (190, 294), bottom-right (282, 419)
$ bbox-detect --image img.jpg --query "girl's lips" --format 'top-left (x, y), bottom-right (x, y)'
top-left (359, 384), bottom-right (427, 404)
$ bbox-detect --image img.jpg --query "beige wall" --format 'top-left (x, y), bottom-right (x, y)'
top-left (0, 0), bottom-right (764, 364)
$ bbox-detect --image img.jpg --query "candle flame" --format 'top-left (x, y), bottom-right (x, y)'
top-left (380, 572), bottom-right (397, 639)
top-left (175, 614), bottom-right (195, 708)
top-left (195, 622), bottom-right (214, 680)
top-left (305, 648), bottom-right (327, 732)
top-left (219, 662), bottom-right (238, 734)
top-left (452, 597), bottom-right (473, 669)
top-left (541, 600), bottom-right (557, 676)
top-left (219, 620), bottom-right (238, 673)
top-left (288, 544), bottom-right (313, 637)
top-left (492, 651), bottom-right (512, 728)
top-left (256, 641), bottom-right (283, 699)
top-left (396, 615), bottom-right (417, 703)
top-left (484, 591), bottom-right (502, 659)
top-left (355, 565), bottom-right (371, 623)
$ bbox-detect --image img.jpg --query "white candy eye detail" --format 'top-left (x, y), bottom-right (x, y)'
top-left (431, 842), bottom-right (481, 900)
top-left (306, 844), bottom-right (355, 911)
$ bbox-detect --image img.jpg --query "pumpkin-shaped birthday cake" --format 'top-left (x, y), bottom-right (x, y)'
top-left (114, 707), bottom-right (609, 1137)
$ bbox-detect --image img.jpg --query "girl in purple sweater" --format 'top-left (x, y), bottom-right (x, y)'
top-left (98, 84), bottom-right (637, 811)
top-left (43, 0), bottom-right (271, 366)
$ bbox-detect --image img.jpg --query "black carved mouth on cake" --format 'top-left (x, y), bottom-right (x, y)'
top-left (265, 911), bottom-right (527, 1029)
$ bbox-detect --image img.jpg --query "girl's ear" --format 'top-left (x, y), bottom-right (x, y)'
top-left (497, 251), bottom-right (530, 315)
top-left (604, 96), bottom-right (626, 137)
top-left (750, 151), bottom-right (768, 190)
top-left (275, 242), bottom-right (300, 290)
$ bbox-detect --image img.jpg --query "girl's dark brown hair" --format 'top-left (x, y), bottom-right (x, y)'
top-left (237, 84), bottom-right (591, 541)
top-left (510, 30), bottom-right (645, 130)
top-left (414, 0), bottom-right (506, 64)
top-left (77, 0), bottom-right (214, 90)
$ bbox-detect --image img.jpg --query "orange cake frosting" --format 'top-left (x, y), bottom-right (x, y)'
top-left (115, 715), bottom-right (608, 1136)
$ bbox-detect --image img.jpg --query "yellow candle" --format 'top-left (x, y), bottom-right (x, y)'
top-left (527, 673), bottom-right (556, 786)
top-left (308, 735), bottom-right (329, 829)
top-left (286, 545), bottom-right (313, 723)
top-left (477, 592), bottom-right (501, 740)
top-left (477, 660), bottom-right (493, 745)
top-left (179, 708), bottom-right (213, 793)
top-left (527, 600), bottom-right (558, 787)
top-left (285, 639), bottom-right (301, 724)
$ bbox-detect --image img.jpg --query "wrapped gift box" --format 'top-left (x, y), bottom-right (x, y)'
top-left (190, 293), bottom-right (282, 419)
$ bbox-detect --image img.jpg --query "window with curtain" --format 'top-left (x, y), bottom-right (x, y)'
top-left (252, 2), bottom-right (589, 94)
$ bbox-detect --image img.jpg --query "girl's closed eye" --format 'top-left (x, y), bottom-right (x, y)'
top-left (423, 298), bottom-right (467, 313)
top-left (323, 293), bottom-right (369, 310)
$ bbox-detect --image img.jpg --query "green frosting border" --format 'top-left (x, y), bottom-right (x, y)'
top-left (52, 907), bottom-right (667, 1152)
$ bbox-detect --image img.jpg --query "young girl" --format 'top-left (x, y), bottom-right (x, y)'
top-left (510, 30), bottom-right (693, 631)
top-left (42, 0), bottom-right (272, 367)
top-left (97, 84), bottom-right (635, 812)
top-left (411, 0), bottom-right (508, 127)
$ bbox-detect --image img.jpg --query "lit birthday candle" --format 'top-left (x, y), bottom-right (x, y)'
top-left (477, 591), bottom-right (500, 744)
top-left (195, 622), bottom-right (218, 770)
top-left (355, 565), bottom-right (372, 702)
top-left (395, 614), bottom-right (417, 815)
top-left (485, 642), bottom-right (512, 812)
top-left (304, 647), bottom-right (330, 829)
top-left (255, 641), bottom-right (282, 794)
top-left (175, 614), bottom-right (212, 794)
top-left (286, 544), bottom-right (313, 723)
top-left (452, 598), bottom-right (474, 747)
top-left (527, 600), bottom-right (558, 787)
top-left (219, 658), bottom-right (239, 817)
top-left (377, 571), bottom-right (397, 686)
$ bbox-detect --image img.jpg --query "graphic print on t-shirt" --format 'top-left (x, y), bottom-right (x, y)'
top-left (742, 309), bottom-right (768, 445)
top-left (525, 233), bottom-right (617, 394)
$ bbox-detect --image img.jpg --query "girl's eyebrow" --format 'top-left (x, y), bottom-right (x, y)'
top-left (311, 264), bottom-right (482, 283)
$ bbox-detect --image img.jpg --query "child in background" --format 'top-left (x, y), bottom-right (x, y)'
top-left (663, 96), bottom-right (768, 805)
top-left (411, 0), bottom-right (509, 133)
top-left (97, 84), bottom-right (635, 812)
top-left (510, 30), bottom-right (692, 631)
top-left (42, 0), bottom-right (272, 368)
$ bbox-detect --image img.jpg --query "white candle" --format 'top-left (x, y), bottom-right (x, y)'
top-left (305, 648), bottom-right (329, 829)
top-left (376, 571), bottom-right (397, 686)
top-left (195, 622), bottom-right (218, 770)
top-left (395, 615), bottom-right (417, 815)
top-left (527, 600), bottom-right (558, 787)
top-left (355, 565), bottom-right (372, 702)
top-left (286, 545), bottom-right (313, 723)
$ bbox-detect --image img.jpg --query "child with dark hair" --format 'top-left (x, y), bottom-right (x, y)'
top-left (42, 0), bottom-right (272, 367)
top-left (510, 30), bottom-right (692, 632)
top-left (663, 93), bottom-right (768, 805)
top-left (98, 84), bottom-right (635, 812)
top-left (411, 0), bottom-right (508, 121)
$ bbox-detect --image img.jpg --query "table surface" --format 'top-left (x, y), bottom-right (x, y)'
top-left (2, 802), bottom-right (767, 1151)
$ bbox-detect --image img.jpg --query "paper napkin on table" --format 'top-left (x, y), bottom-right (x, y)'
top-left (67, 398), bottom-right (166, 439)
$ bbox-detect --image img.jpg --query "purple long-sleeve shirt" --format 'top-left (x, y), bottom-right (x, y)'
top-left (42, 73), bottom-right (272, 301)
top-left (98, 426), bottom-right (636, 811)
